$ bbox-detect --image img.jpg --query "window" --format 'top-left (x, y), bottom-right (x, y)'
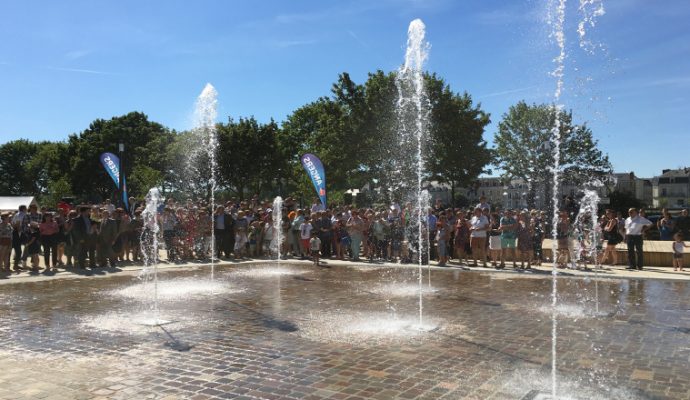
top-left (662, 188), bottom-right (667, 196)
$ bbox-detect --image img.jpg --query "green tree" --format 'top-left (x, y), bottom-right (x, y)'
top-left (493, 101), bottom-right (612, 209)
top-left (26, 142), bottom-right (71, 196)
top-left (0, 139), bottom-right (39, 195)
top-left (609, 189), bottom-right (646, 214)
top-left (66, 112), bottom-right (174, 202)
top-left (280, 71), bottom-right (492, 204)
top-left (425, 74), bottom-right (492, 205)
top-left (41, 177), bottom-right (72, 209)
top-left (217, 117), bottom-right (285, 199)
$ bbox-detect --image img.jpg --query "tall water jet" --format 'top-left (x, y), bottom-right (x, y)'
top-left (396, 19), bottom-right (432, 330)
top-left (140, 187), bottom-right (166, 324)
top-left (419, 189), bottom-right (431, 287)
top-left (271, 196), bottom-right (284, 259)
top-left (547, 0), bottom-right (567, 397)
top-left (194, 84), bottom-right (219, 280)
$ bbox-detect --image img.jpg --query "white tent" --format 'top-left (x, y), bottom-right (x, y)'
top-left (0, 196), bottom-right (39, 213)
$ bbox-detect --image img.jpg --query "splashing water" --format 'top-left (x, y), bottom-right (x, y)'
top-left (547, 0), bottom-right (567, 397)
top-left (396, 19), bottom-right (432, 329)
top-left (577, 0), bottom-right (606, 53)
top-left (271, 196), bottom-right (284, 259)
top-left (140, 187), bottom-right (164, 324)
top-left (572, 190), bottom-right (601, 268)
top-left (194, 84), bottom-right (218, 280)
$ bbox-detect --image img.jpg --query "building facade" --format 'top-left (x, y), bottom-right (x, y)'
top-left (652, 168), bottom-right (690, 208)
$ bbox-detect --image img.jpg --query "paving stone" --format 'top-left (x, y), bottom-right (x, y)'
top-left (0, 262), bottom-right (688, 399)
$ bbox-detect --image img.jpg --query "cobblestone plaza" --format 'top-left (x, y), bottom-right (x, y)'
top-left (1, 263), bottom-right (689, 399)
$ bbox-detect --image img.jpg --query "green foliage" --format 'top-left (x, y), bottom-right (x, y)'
top-left (129, 164), bottom-right (164, 195)
top-left (66, 111), bottom-right (174, 201)
top-left (424, 73), bottom-right (492, 201)
top-left (40, 177), bottom-right (72, 209)
top-left (493, 101), bottom-right (612, 208)
top-left (0, 139), bottom-right (39, 195)
top-left (5, 74), bottom-right (612, 213)
top-left (217, 117), bottom-right (285, 199)
top-left (279, 71), bottom-right (492, 204)
top-left (609, 189), bottom-right (646, 213)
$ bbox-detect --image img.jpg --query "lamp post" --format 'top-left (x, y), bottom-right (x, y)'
top-left (118, 142), bottom-right (124, 209)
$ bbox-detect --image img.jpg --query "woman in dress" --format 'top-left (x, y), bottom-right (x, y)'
top-left (488, 212), bottom-right (502, 268)
top-left (599, 209), bottom-right (622, 266)
top-left (516, 212), bottom-right (533, 269)
top-left (453, 211), bottom-right (469, 265)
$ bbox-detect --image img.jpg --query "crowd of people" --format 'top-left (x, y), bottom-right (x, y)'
top-left (1, 194), bottom-right (689, 275)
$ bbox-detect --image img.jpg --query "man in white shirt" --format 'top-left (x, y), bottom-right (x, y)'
top-left (310, 198), bottom-right (325, 214)
top-left (624, 208), bottom-right (652, 270)
top-left (103, 199), bottom-right (116, 214)
top-left (469, 207), bottom-right (489, 267)
top-left (476, 196), bottom-right (490, 212)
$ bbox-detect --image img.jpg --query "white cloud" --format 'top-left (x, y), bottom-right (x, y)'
top-left (64, 50), bottom-right (90, 60)
top-left (478, 85), bottom-right (540, 99)
top-left (273, 39), bottom-right (318, 48)
top-left (46, 66), bottom-right (114, 75)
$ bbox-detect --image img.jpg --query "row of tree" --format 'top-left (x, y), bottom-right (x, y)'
top-left (0, 70), bottom-right (611, 209)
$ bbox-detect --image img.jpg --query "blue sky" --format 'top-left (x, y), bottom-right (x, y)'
top-left (1, 0), bottom-right (688, 178)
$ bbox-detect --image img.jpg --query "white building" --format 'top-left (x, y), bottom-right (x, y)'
top-left (612, 172), bottom-right (653, 206)
top-left (652, 168), bottom-right (690, 208)
top-left (467, 177), bottom-right (608, 210)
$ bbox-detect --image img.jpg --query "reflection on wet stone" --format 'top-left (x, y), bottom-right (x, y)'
top-left (1, 263), bottom-right (689, 399)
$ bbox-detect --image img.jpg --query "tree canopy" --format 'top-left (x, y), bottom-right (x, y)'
top-left (493, 101), bottom-right (612, 208)
top-left (0, 72), bottom-right (612, 210)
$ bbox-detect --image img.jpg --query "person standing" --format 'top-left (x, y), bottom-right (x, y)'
top-left (346, 210), bottom-right (365, 261)
top-left (499, 209), bottom-right (518, 269)
top-left (213, 206), bottom-right (231, 259)
top-left (315, 211), bottom-right (332, 259)
top-left (72, 206), bottom-right (97, 269)
top-left (657, 208), bottom-right (675, 241)
top-left (234, 211), bottom-right (249, 259)
top-left (435, 215), bottom-right (450, 267)
top-left (453, 212), bottom-right (469, 265)
top-left (516, 212), bottom-right (533, 269)
top-left (291, 210), bottom-right (305, 257)
top-left (161, 207), bottom-right (178, 262)
top-left (476, 196), bottom-right (490, 212)
top-left (600, 209), bottom-right (622, 266)
top-left (97, 210), bottom-right (119, 267)
top-left (309, 231), bottom-right (321, 266)
top-left (624, 208), bottom-right (652, 271)
top-left (11, 205), bottom-right (29, 270)
top-left (675, 209), bottom-right (690, 239)
top-left (39, 213), bottom-right (60, 271)
top-left (427, 209), bottom-right (438, 261)
top-left (672, 233), bottom-right (688, 272)
top-left (469, 207), bottom-right (489, 267)
top-left (488, 212), bottom-right (502, 268)
top-left (0, 213), bottom-right (13, 272)
top-left (299, 216), bottom-right (313, 260)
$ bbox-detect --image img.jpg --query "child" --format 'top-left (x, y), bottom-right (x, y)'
top-left (309, 232), bottom-right (321, 266)
top-left (299, 216), bottom-right (313, 259)
top-left (388, 220), bottom-right (403, 263)
top-left (247, 222), bottom-right (258, 258)
top-left (672, 233), bottom-right (689, 272)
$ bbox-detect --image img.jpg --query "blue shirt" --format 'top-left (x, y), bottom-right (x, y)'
top-left (428, 214), bottom-right (437, 230)
top-left (215, 214), bottom-right (225, 230)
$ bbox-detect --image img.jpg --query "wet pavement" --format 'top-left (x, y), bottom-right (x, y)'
top-left (1, 262), bottom-right (689, 399)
